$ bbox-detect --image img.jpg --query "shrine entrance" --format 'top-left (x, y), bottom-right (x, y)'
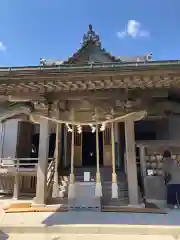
top-left (82, 130), bottom-right (103, 167)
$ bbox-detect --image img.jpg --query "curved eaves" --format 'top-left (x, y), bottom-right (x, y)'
top-left (0, 102), bottom-right (33, 122)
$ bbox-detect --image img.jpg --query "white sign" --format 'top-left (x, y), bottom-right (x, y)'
top-left (84, 172), bottom-right (90, 182)
top-left (147, 169), bottom-right (154, 176)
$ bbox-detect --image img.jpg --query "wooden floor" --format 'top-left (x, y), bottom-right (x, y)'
top-left (5, 201), bottom-right (167, 214)
top-left (102, 206), bottom-right (167, 214)
top-left (5, 202), bottom-right (68, 213)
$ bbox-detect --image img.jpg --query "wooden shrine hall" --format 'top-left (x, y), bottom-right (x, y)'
top-left (0, 25), bottom-right (180, 209)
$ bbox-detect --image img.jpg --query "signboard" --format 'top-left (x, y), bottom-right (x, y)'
top-left (84, 172), bottom-right (90, 182)
top-left (147, 169), bottom-right (154, 176)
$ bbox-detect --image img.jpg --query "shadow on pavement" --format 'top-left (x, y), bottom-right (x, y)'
top-left (0, 231), bottom-right (9, 240)
top-left (41, 210), bottom-right (180, 227)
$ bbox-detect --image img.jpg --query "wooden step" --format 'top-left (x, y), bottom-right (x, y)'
top-left (102, 206), bottom-right (167, 214)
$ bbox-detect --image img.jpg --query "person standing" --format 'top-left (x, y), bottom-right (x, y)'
top-left (162, 150), bottom-right (180, 208)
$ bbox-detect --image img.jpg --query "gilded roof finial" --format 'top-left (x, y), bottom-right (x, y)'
top-left (82, 24), bottom-right (101, 46)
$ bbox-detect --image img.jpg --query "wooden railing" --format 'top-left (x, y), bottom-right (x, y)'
top-left (0, 158), bottom-right (55, 197)
top-left (0, 158), bottom-right (54, 172)
top-left (0, 158), bottom-right (38, 171)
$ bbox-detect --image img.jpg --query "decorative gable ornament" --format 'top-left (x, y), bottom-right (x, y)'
top-left (82, 24), bottom-right (101, 47)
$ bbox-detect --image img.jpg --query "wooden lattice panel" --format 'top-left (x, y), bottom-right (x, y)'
top-left (103, 125), bottom-right (111, 145)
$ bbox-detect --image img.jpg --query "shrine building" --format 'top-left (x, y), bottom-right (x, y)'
top-left (0, 25), bottom-right (180, 209)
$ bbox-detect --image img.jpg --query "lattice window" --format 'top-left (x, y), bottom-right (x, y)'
top-left (103, 125), bottom-right (111, 145)
top-left (74, 130), bottom-right (82, 146)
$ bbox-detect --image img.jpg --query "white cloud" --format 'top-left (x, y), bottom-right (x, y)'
top-left (117, 20), bottom-right (149, 39)
top-left (0, 41), bottom-right (6, 52)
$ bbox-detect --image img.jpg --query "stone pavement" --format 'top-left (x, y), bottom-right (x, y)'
top-left (0, 210), bottom-right (180, 240)
top-left (0, 210), bottom-right (180, 237)
top-left (1, 209), bottom-right (180, 226)
top-left (2, 233), bottom-right (179, 240)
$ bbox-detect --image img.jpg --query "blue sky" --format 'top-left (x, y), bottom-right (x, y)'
top-left (0, 0), bottom-right (180, 66)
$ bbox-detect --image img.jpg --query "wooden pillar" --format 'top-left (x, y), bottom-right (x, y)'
top-left (96, 124), bottom-right (100, 175)
top-left (111, 122), bottom-right (118, 198)
top-left (114, 122), bottom-right (120, 168)
top-left (95, 123), bottom-right (102, 197)
top-left (103, 126), bottom-right (112, 166)
top-left (13, 173), bottom-right (20, 200)
top-left (34, 118), bottom-right (49, 205)
top-left (139, 146), bottom-right (146, 199)
top-left (68, 108), bottom-right (76, 199)
top-left (74, 130), bottom-right (82, 167)
top-left (125, 117), bottom-right (139, 205)
top-left (68, 124), bottom-right (75, 199)
top-left (0, 122), bottom-right (4, 158)
top-left (70, 125), bottom-right (75, 180)
top-left (63, 126), bottom-right (68, 167)
top-left (139, 146), bottom-right (146, 179)
top-left (52, 116), bottom-right (61, 198)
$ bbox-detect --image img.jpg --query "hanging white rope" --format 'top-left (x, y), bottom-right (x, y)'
top-left (30, 110), bottom-right (147, 126)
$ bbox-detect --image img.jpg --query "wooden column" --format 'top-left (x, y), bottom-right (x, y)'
top-left (111, 122), bottom-right (118, 198)
top-left (139, 146), bottom-right (146, 180)
top-left (95, 123), bottom-right (102, 197)
top-left (0, 122), bottom-right (4, 158)
top-left (34, 118), bottom-right (49, 205)
top-left (52, 110), bottom-right (62, 197)
top-left (114, 122), bottom-right (120, 168)
top-left (13, 173), bottom-right (19, 200)
top-left (111, 122), bottom-right (116, 179)
top-left (70, 125), bottom-right (75, 181)
top-left (74, 130), bottom-right (82, 167)
top-left (96, 124), bottom-right (100, 176)
top-left (68, 124), bottom-right (75, 199)
top-left (63, 126), bottom-right (68, 167)
top-left (103, 126), bottom-right (112, 166)
top-left (139, 146), bottom-right (146, 199)
top-left (125, 117), bottom-right (139, 205)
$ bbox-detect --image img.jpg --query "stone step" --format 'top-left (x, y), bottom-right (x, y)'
top-left (103, 183), bottom-right (128, 188)
top-left (74, 168), bottom-right (126, 180)
top-left (103, 189), bottom-right (128, 193)
top-left (102, 198), bottom-right (129, 203)
top-left (102, 199), bottom-right (129, 206)
top-left (102, 195), bottom-right (129, 200)
top-left (103, 191), bottom-right (129, 198)
top-left (102, 186), bottom-right (128, 191)
top-left (102, 187), bottom-right (128, 192)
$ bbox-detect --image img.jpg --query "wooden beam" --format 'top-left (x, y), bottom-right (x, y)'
top-left (46, 89), bottom-right (127, 101)
top-left (0, 69), bottom-right (180, 86)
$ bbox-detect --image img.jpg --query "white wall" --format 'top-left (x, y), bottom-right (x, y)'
top-left (0, 119), bottom-right (19, 158)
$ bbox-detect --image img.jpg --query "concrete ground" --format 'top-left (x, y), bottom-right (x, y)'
top-left (0, 210), bottom-right (180, 236)
top-left (0, 196), bottom-right (180, 238)
top-left (3, 233), bottom-right (179, 240)
top-left (1, 209), bottom-right (180, 226)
